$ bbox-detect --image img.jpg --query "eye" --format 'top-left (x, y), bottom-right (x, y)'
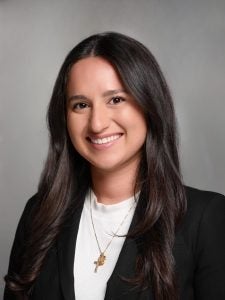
top-left (109, 96), bottom-right (125, 105)
top-left (72, 102), bottom-right (89, 110)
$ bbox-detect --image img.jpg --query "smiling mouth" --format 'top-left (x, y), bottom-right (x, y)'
top-left (87, 134), bottom-right (123, 145)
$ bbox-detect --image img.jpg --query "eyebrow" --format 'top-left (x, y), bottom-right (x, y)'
top-left (102, 89), bottom-right (127, 97)
top-left (67, 94), bottom-right (88, 102)
top-left (67, 89), bottom-right (127, 102)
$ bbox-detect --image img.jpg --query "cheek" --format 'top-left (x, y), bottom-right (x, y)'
top-left (67, 115), bottom-right (74, 137)
top-left (130, 120), bottom-right (147, 148)
top-left (67, 115), bottom-right (83, 145)
top-left (121, 109), bottom-right (147, 137)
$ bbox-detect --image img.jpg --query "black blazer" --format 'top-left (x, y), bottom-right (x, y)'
top-left (4, 186), bottom-right (225, 300)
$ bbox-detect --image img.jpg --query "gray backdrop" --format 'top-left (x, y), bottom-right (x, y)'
top-left (1, 0), bottom-right (225, 296)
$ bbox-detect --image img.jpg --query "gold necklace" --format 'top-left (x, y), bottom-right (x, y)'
top-left (89, 191), bottom-right (136, 273)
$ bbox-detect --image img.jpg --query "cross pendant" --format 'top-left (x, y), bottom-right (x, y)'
top-left (94, 253), bottom-right (106, 272)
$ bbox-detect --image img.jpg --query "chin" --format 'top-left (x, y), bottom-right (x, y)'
top-left (90, 160), bottom-right (124, 173)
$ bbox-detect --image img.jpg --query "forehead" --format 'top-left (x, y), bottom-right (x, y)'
top-left (67, 56), bottom-right (124, 93)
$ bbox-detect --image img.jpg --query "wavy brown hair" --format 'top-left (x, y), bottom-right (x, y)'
top-left (5, 32), bottom-right (186, 299)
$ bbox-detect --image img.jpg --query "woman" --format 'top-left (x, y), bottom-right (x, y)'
top-left (4, 32), bottom-right (225, 300)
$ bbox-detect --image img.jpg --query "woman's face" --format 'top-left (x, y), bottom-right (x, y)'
top-left (66, 56), bottom-right (147, 174)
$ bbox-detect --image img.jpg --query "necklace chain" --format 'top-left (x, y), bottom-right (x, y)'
top-left (89, 190), bottom-right (136, 272)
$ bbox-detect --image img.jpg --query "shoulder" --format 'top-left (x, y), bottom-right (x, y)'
top-left (15, 193), bottom-right (39, 233)
top-left (11, 194), bottom-right (40, 248)
top-left (18, 194), bottom-right (39, 226)
top-left (6, 194), bottom-right (39, 276)
top-left (184, 185), bottom-right (225, 223)
top-left (179, 187), bottom-right (225, 297)
top-left (23, 193), bottom-right (39, 212)
top-left (180, 186), bottom-right (225, 257)
top-left (185, 185), bottom-right (225, 204)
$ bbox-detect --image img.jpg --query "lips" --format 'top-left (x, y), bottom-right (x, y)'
top-left (87, 134), bottom-right (123, 145)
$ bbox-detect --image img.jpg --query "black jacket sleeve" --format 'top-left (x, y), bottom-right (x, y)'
top-left (193, 193), bottom-right (225, 299)
top-left (4, 195), bottom-right (38, 300)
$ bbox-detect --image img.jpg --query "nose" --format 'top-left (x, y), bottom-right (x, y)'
top-left (88, 105), bottom-right (110, 133)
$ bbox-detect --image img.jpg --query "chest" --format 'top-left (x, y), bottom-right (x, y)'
top-left (31, 231), bottom-right (195, 300)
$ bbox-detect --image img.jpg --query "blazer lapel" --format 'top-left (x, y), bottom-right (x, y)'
top-left (104, 235), bottom-right (139, 299)
top-left (104, 212), bottom-right (154, 300)
top-left (57, 201), bottom-right (84, 300)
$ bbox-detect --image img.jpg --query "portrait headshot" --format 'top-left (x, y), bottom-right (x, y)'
top-left (1, 0), bottom-right (225, 300)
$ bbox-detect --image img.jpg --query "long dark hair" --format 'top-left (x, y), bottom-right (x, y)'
top-left (5, 32), bottom-right (186, 299)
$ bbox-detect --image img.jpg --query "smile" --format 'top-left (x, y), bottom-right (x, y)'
top-left (88, 134), bottom-right (122, 145)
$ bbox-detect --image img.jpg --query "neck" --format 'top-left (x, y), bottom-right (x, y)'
top-left (90, 162), bottom-right (139, 205)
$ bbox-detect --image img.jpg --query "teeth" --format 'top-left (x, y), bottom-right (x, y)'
top-left (90, 134), bottom-right (121, 145)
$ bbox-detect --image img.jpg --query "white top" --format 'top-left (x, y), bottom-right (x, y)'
top-left (74, 190), bottom-right (137, 300)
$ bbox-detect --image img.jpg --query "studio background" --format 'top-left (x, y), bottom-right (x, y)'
top-left (0, 0), bottom-right (225, 297)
